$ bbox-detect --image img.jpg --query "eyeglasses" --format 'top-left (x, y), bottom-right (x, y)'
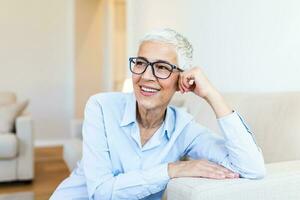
top-left (129, 57), bottom-right (183, 79)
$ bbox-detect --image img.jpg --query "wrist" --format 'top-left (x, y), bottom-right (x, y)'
top-left (203, 87), bottom-right (221, 103)
top-left (168, 162), bottom-right (181, 178)
top-left (204, 89), bottom-right (232, 118)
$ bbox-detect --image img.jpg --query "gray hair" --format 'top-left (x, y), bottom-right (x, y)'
top-left (139, 28), bottom-right (193, 71)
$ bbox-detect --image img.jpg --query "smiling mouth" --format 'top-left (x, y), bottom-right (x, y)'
top-left (140, 86), bottom-right (160, 95)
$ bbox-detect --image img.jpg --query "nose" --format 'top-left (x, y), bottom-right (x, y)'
top-left (141, 64), bottom-right (156, 80)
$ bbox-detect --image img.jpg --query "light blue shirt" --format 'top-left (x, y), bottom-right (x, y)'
top-left (50, 92), bottom-right (265, 200)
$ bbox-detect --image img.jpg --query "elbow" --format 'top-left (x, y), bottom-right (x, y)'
top-left (231, 153), bottom-right (266, 179)
top-left (256, 160), bottom-right (267, 179)
top-left (93, 185), bottom-right (113, 200)
top-left (250, 165), bottom-right (266, 179)
top-left (250, 153), bottom-right (267, 179)
top-left (242, 149), bottom-right (267, 179)
top-left (92, 179), bottom-right (115, 200)
top-left (240, 161), bottom-right (266, 179)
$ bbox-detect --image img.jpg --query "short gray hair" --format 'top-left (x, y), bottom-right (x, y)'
top-left (139, 28), bottom-right (193, 71)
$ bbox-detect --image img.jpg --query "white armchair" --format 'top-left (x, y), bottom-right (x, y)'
top-left (63, 119), bottom-right (83, 171)
top-left (0, 92), bottom-right (34, 182)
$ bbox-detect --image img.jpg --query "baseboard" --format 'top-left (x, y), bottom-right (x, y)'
top-left (34, 139), bottom-right (67, 147)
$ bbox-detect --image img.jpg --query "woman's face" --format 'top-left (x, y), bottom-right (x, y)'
top-left (132, 41), bottom-right (180, 110)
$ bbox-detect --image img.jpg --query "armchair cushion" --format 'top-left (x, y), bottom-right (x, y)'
top-left (0, 100), bottom-right (28, 133)
top-left (0, 133), bottom-right (17, 158)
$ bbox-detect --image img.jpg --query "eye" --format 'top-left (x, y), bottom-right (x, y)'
top-left (155, 63), bottom-right (172, 71)
top-left (135, 61), bottom-right (143, 65)
top-left (135, 59), bottom-right (147, 66)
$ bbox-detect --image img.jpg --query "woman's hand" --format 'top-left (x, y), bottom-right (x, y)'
top-left (178, 67), bottom-right (232, 118)
top-left (178, 67), bottom-right (215, 98)
top-left (168, 160), bottom-right (239, 179)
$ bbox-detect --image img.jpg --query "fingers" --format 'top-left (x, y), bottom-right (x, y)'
top-left (178, 73), bottom-right (194, 93)
top-left (178, 76), bottom-right (185, 93)
top-left (200, 165), bottom-right (237, 179)
top-left (172, 160), bottom-right (240, 180)
top-left (190, 160), bottom-right (240, 180)
top-left (206, 162), bottom-right (239, 179)
top-left (178, 76), bottom-right (184, 93)
top-left (188, 79), bottom-right (195, 85)
top-left (199, 166), bottom-right (228, 179)
top-left (207, 162), bottom-right (232, 174)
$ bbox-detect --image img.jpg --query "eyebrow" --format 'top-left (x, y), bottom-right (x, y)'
top-left (137, 56), bottom-right (172, 64)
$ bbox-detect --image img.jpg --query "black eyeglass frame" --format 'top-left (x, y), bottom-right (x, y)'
top-left (129, 57), bottom-right (183, 79)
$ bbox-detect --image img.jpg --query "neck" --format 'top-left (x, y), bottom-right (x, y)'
top-left (136, 103), bottom-right (166, 129)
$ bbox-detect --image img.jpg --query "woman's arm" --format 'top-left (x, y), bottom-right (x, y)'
top-left (178, 66), bottom-right (232, 118)
top-left (171, 112), bottom-right (266, 179)
top-left (172, 67), bottom-right (266, 179)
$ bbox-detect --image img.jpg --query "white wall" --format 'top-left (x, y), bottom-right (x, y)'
top-left (127, 0), bottom-right (300, 92)
top-left (0, 0), bottom-right (74, 144)
top-left (1, 0), bottom-right (299, 144)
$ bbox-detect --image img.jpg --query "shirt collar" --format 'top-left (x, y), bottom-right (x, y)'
top-left (120, 93), bottom-right (192, 140)
top-left (120, 93), bottom-right (173, 130)
top-left (120, 93), bottom-right (137, 127)
top-left (163, 106), bottom-right (175, 140)
top-left (165, 105), bottom-right (194, 140)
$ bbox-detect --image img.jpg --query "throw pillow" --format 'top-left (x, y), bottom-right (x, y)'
top-left (0, 100), bottom-right (29, 134)
top-left (0, 92), bottom-right (17, 106)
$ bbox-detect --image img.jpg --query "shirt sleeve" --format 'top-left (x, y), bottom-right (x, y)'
top-left (184, 111), bottom-right (266, 179)
top-left (82, 96), bottom-right (170, 200)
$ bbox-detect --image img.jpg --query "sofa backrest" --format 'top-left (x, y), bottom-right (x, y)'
top-left (171, 92), bottom-right (300, 164)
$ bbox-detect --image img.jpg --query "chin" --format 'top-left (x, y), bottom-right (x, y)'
top-left (136, 98), bottom-right (158, 110)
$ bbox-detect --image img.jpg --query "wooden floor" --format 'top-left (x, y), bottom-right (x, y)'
top-left (0, 146), bottom-right (70, 200)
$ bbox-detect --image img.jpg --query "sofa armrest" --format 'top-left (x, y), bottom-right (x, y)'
top-left (167, 160), bottom-right (300, 200)
top-left (16, 115), bottom-right (34, 180)
top-left (63, 138), bottom-right (82, 171)
top-left (70, 119), bottom-right (83, 140)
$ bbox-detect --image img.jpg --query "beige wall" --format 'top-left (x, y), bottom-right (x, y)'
top-left (75, 0), bottom-right (127, 118)
top-left (74, 0), bottom-right (104, 118)
top-left (0, 0), bottom-right (74, 143)
top-left (0, 0), bottom-right (127, 143)
top-left (113, 0), bottom-right (127, 91)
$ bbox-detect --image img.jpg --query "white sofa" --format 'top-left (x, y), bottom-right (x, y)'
top-left (0, 92), bottom-right (34, 182)
top-left (63, 92), bottom-right (300, 199)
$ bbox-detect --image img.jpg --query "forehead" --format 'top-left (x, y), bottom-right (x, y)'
top-left (137, 41), bottom-right (177, 63)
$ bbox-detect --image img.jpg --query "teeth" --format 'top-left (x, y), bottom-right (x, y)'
top-left (141, 86), bottom-right (159, 93)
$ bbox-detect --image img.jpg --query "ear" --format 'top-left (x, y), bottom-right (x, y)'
top-left (176, 84), bottom-right (180, 91)
top-left (176, 77), bottom-right (180, 91)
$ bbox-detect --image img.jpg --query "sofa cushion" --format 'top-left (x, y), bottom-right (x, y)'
top-left (0, 100), bottom-right (28, 134)
top-left (223, 93), bottom-right (300, 163)
top-left (0, 133), bottom-right (18, 158)
top-left (180, 92), bottom-right (300, 163)
top-left (0, 92), bottom-right (16, 106)
top-left (167, 160), bottom-right (300, 200)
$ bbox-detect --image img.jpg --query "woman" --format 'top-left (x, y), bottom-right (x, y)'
top-left (51, 28), bottom-right (265, 200)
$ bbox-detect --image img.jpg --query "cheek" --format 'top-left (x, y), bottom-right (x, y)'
top-left (161, 75), bottom-right (179, 91)
top-left (132, 75), bottom-right (140, 86)
top-left (159, 80), bottom-right (178, 95)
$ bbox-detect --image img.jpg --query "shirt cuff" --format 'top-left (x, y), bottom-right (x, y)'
top-left (141, 163), bottom-right (170, 196)
top-left (146, 163), bottom-right (170, 183)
